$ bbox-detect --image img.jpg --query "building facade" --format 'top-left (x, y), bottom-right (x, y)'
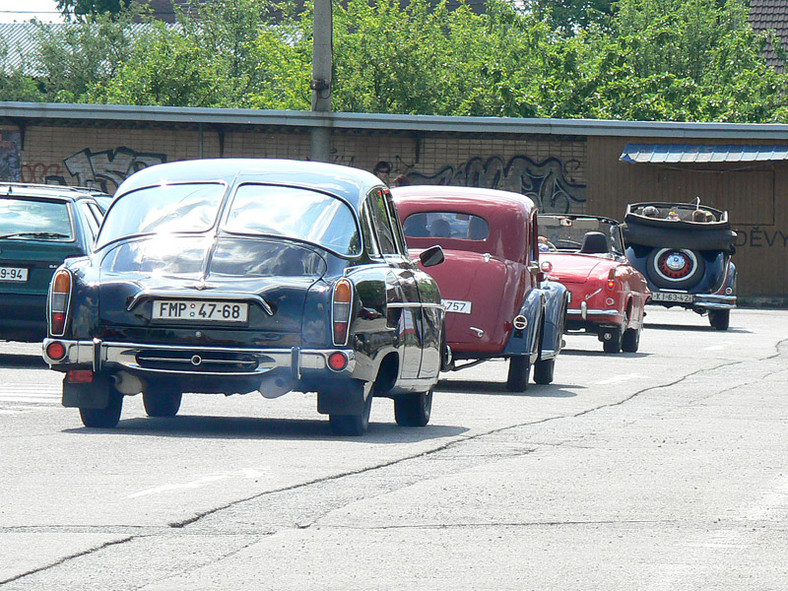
top-left (1, 102), bottom-right (786, 305)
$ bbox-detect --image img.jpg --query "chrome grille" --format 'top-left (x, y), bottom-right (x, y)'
top-left (135, 349), bottom-right (259, 373)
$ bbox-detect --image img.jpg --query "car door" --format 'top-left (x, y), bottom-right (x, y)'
top-left (384, 190), bottom-right (443, 379)
top-left (366, 188), bottom-right (426, 380)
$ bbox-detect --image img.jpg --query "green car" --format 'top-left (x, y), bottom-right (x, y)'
top-left (0, 183), bottom-right (110, 342)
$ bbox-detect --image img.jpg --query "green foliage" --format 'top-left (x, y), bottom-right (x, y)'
top-left (3, 0), bottom-right (788, 123)
top-left (56, 0), bottom-right (133, 21)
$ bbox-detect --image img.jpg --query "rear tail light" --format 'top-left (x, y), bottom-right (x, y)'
top-left (607, 268), bottom-right (616, 290)
top-left (332, 278), bottom-right (353, 346)
top-left (328, 351), bottom-right (349, 371)
top-left (46, 341), bottom-right (67, 361)
top-left (49, 270), bottom-right (71, 336)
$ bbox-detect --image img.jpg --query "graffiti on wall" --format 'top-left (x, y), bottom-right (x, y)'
top-left (0, 130), bottom-right (21, 181)
top-left (5, 146), bottom-right (167, 191)
top-left (402, 155), bottom-right (586, 213)
top-left (61, 148), bottom-right (167, 192)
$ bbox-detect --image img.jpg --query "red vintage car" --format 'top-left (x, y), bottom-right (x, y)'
top-left (538, 214), bottom-right (650, 353)
top-left (392, 186), bottom-right (568, 391)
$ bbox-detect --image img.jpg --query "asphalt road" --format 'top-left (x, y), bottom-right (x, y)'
top-left (1, 306), bottom-right (786, 590)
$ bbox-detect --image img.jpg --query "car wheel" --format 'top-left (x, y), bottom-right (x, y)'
top-left (506, 356), bottom-right (530, 392)
top-left (708, 309), bottom-right (730, 331)
top-left (329, 390), bottom-right (373, 436)
top-left (143, 390), bottom-right (182, 418)
top-left (394, 390), bottom-right (433, 427)
top-left (621, 325), bottom-right (641, 353)
top-left (79, 391), bottom-right (124, 429)
top-left (533, 358), bottom-right (555, 385)
top-left (602, 329), bottom-right (622, 354)
top-left (647, 248), bottom-right (705, 290)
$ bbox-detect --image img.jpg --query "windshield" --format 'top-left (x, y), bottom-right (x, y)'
top-left (0, 197), bottom-right (74, 241)
top-left (96, 183), bottom-right (225, 249)
top-left (538, 215), bottom-right (623, 254)
top-left (223, 184), bottom-right (360, 256)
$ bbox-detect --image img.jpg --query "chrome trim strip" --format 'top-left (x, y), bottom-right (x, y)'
top-left (568, 308), bottom-right (622, 318)
top-left (127, 290), bottom-right (274, 316)
top-left (387, 302), bottom-right (444, 310)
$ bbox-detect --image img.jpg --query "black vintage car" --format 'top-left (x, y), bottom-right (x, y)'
top-left (42, 159), bottom-right (446, 435)
top-left (622, 200), bottom-right (737, 330)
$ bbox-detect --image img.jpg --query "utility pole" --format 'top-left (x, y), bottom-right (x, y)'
top-left (310, 0), bottom-right (332, 162)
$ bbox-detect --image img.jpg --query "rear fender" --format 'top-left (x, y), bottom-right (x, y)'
top-left (539, 281), bottom-right (568, 359)
top-left (502, 289), bottom-right (543, 359)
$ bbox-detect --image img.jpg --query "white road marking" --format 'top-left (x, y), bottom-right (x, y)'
top-left (126, 469), bottom-right (268, 499)
top-left (594, 373), bottom-right (645, 385)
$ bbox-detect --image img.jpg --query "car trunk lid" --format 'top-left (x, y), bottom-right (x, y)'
top-left (421, 248), bottom-right (528, 354)
top-left (97, 235), bottom-right (327, 346)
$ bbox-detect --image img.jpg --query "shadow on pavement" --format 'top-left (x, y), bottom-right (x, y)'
top-left (436, 378), bottom-right (579, 398)
top-left (644, 322), bottom-right (750, 334)
top-left (0, 352), bottom-right (47, 369)
top-left (63, 414), bottom-right (469, 443)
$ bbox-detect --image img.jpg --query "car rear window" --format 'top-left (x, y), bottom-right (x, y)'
top-left (0, 197), bottom-right (74, 241)
top-left (223, 184), bottom-right (360, 256)
top-left (96, 183), bottom-right (225, 249)
top-left (403, 212), bottom-right (489, 241)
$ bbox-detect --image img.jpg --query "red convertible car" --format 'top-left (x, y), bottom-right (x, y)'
top-left (538, 214), bottom-right (650, 353)
top-left (393, 186), bottom-right (568, 391)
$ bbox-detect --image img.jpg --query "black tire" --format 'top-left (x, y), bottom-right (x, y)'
top-left (394, 390), bottom-right (433, 427)
top-left (143, 390), bottom-right (182, 418)
top-left (646, 248), bottom-right (705, 290)
top-left (602, 329), bottom-right (622, 354)
top-left (708, 309), bottom-right (730, 331)
top-left (79, 392), bottom-right (123, 428)
top-left (533, 358), bottom-right (555, 385)
top-left (506, 356), bottom-right (530, 392)
top-left (621, 326), bottom-right (641, 353)
top-left (329, 392), bottom-right (373, 436)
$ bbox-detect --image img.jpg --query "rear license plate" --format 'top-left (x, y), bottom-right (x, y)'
top-left (152, 300), bottom-right (249, 323)
top-left (652, 291), bottom-right (694, 303)
top-left (0, 267), bottom-right (28, 282)
top-left (443, 299), bottom-right (472, 314)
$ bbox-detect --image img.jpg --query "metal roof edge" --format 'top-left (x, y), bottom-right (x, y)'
top-left (4, 101), bottom-right (788, 139)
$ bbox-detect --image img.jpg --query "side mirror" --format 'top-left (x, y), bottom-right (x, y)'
top-left (418, 245), bottom-right (445, 268)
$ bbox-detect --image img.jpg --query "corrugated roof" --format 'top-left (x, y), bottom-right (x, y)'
top-left (0, 22), bottom-right (167, 76)
top-left (620, 143), bottom-right (788, 163)
top-left (749, 0), bottom-right (788, 71)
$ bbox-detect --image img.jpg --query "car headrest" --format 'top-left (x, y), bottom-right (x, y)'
top-left (579, 231), bottom-right (609, 254)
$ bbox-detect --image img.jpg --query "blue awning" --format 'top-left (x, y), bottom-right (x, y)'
top-left (620, 143), bottom-right (788, 164)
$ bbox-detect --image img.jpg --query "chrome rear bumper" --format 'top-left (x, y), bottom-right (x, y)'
top-left (42, 338), bottom-right (355, 378)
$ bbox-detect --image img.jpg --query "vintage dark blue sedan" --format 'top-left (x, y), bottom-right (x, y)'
top-left (42, 159), bottom-right (446, 435)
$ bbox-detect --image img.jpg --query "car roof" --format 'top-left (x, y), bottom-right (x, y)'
top-left (391, 185), bottom-right (536, 217)
top-left (0, 182), bottom-right (109, 202)
top-left (114, 158), bottom-right (386, 211)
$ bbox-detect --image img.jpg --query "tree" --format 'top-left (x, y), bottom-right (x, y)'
top-left (523, 0), bottom-right (615, 34)
top-left (56, 0), bottom-right (133, 21)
